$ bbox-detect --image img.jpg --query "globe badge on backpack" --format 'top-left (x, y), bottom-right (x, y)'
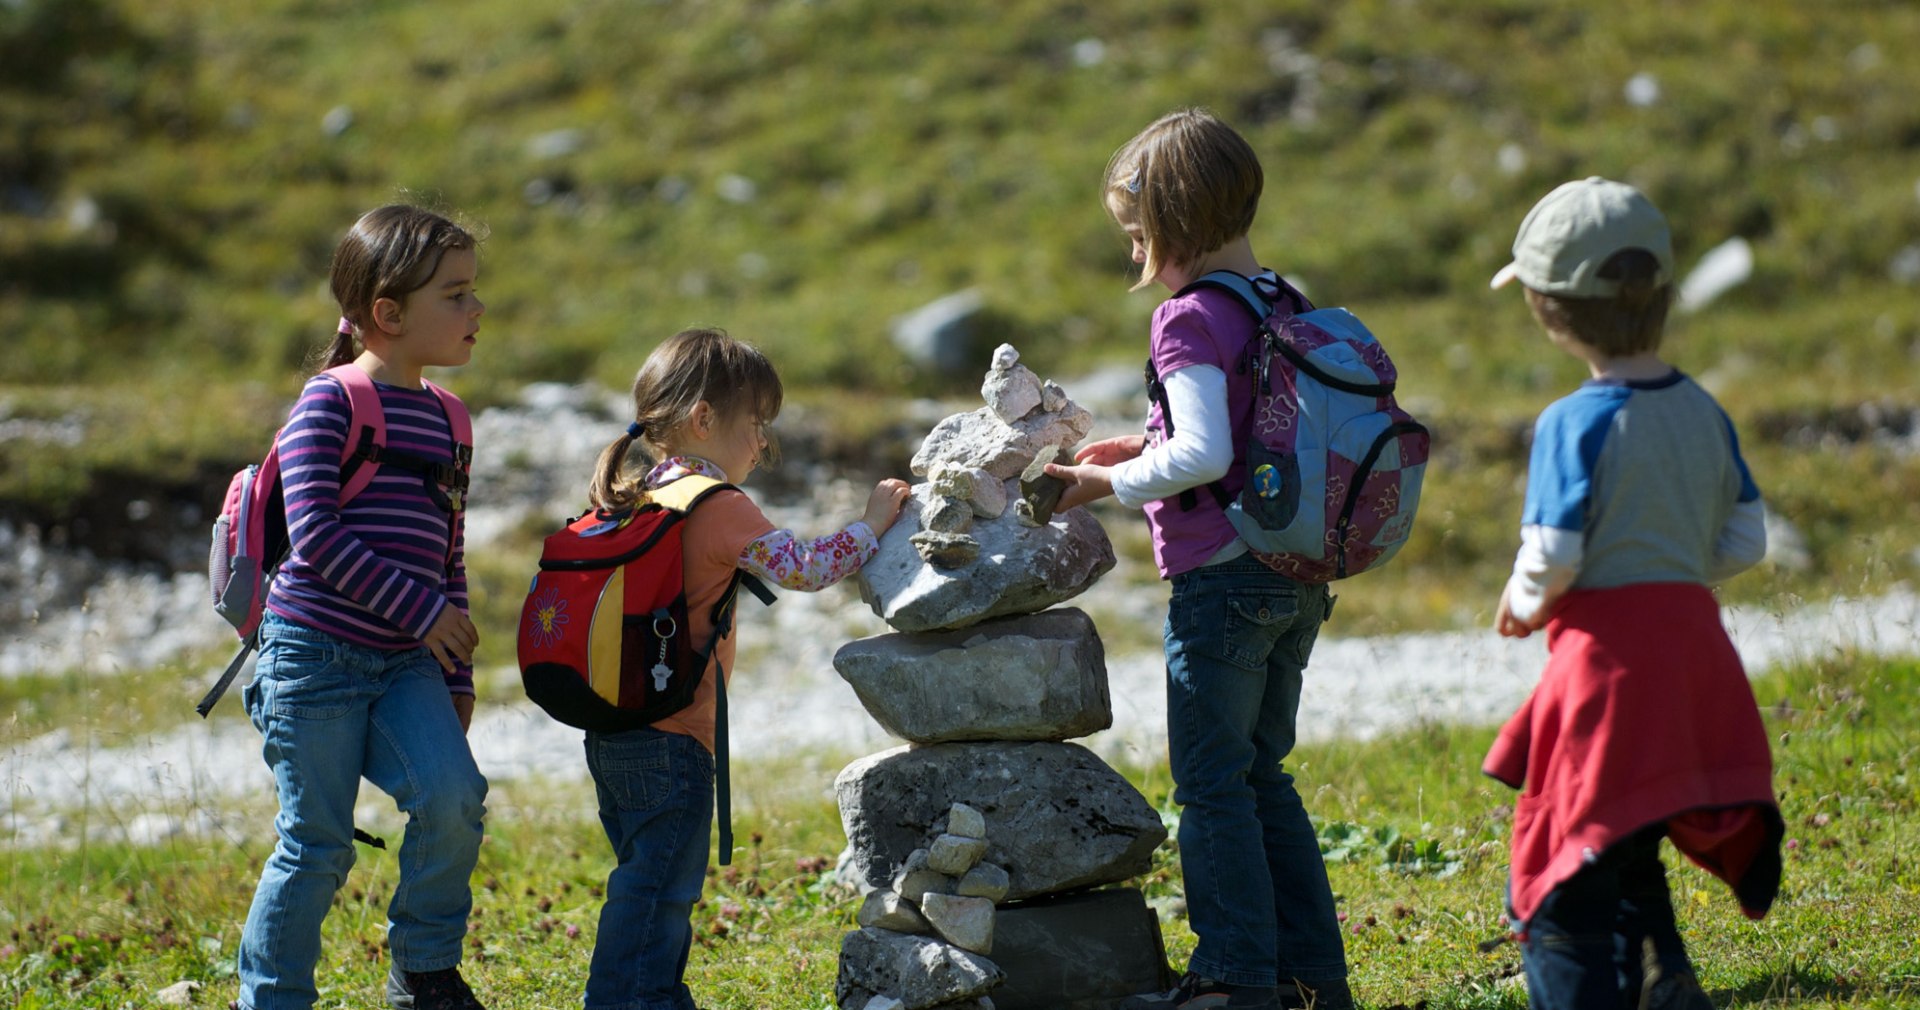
top-left (1151, 270), bottom-right (1430, 582)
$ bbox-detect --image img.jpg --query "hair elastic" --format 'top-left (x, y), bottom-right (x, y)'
top-left (336, 317), bottom-right (354, 335)
top-left (1124, 168), bottom-right (1143, 194)
top-left (626, 421), bottom-right (645, 440)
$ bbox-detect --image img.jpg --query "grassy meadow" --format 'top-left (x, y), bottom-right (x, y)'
top-left (4, 655), bottom-right (1916, 1009)
top-left (5, 0), bottom-right (1920, 1007)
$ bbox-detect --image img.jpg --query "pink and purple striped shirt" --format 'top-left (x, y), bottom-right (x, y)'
top-left (265, 373), bottom-right (473, 694)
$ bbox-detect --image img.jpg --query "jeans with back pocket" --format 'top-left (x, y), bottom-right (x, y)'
top-left (1165, 553), bottom-right (1347, 987)
top-left (236, 611), bottom-right (488, 1010)
top-left (583, 726), bottom-right (715, 1010)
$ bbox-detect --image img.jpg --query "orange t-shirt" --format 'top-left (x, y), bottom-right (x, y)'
top-left (648, 486), bottom-right (775, 752)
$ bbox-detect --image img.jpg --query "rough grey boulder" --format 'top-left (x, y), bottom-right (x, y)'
top-left (837, 742), bottom-right (1167, 902)
top-left (989, 888), bottom-right (1173, 1010)
top-left (858, 489), bottom-right (1114, 634)
top-left (836, 928), bottom-right (1005, 1010)
top-left (834, 609), bottom-right (1112, 743)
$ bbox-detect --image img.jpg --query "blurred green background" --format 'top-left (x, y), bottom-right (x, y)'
top-left (4, 0), bottom-right (1918, 631)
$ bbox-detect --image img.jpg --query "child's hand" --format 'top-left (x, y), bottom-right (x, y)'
top-left (1043, 461), bottom-right (1115, 512)
top-left (1073, 434), bottom-right (1146, 468)
top-left (1494, 584), bottom-right (1538, 639)
top-left (423, 605), bottom-right (479, 673)
top-left (863, 478), bottom-right (911, 536)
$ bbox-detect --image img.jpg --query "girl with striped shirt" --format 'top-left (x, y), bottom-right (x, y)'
top-left (235, 205), bottom-right (491, 1010)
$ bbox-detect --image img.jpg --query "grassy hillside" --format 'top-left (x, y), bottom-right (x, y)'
top-left (4, 0), bottom-right (1919, 629)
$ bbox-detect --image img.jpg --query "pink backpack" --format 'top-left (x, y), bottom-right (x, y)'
top-left (197, 364), bottom-right (473, 716)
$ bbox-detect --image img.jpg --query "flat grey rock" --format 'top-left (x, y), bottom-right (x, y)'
top-left (834, 609), bottom-right (1112, 743)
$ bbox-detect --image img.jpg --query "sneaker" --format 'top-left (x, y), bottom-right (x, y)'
top-left (1120, 972), bottom-right (1279, 1010)
top-left (1278, 977), bottom-right (1355, 1010)
top-left (386, 966), bottom-right (486, 1010)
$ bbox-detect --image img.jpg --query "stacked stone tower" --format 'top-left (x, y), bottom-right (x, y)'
top-left (831, 347), bottom-right (1175, 1010)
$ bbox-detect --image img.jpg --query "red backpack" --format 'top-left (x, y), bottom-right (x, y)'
top-left (198, 364), bottom-right (473, 716)
top-left (517, 475), bottom-right (773, 729)
top-left (517, 474), bottom-right (773, 864)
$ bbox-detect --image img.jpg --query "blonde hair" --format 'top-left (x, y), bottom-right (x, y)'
top-left (1523, 249), bottom-right (1673, 356)
top-left (1104, 108), bottom-right (1263, 291)
top-left (588, 328), bottom-right (784, 511)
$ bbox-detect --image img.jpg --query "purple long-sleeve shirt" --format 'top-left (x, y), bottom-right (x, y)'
top-left (264, 372), bottom-right (473, 694)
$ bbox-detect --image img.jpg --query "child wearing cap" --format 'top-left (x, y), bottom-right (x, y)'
top-left (1483, 177), bottom-right (1784, 1010)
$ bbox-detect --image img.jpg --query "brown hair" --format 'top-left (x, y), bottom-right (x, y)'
top-left (1523, 248), bottom-right (1673, 356)
top-left (315, 205), bottom-right (480, 370)
top-left (588, 328), bottom-right (785, 511)
top-left (1104, 108), bottom-right (1263, 291)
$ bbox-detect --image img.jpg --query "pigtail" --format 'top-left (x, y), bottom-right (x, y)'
top-left (316, 316), bottom-right (358, 372)
top-left (587, 424), bottom-right (652, 513)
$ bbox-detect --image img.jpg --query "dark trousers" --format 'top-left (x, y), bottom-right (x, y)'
top-left (1521, 825), bottom-right (1695, 1010)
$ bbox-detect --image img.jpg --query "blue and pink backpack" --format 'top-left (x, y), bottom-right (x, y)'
top-left (198, 363), bottom-right (472, 716)
top-left (1150, 270), bottom-right (1429, 582)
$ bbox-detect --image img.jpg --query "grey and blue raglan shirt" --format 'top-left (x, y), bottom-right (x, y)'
top-left (1505, 371), bottom-right (1768, 623)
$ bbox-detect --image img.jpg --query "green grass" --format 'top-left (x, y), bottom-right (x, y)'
top-left (6, 654), bottom-right (1916, 1008)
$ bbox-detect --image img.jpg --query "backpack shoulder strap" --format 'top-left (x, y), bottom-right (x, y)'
top-left (325, 364), bottom-right (385, 504)
top-left (422, 379), bottom-right (474, 470)
top-left (647, 474), bottom-right (738, 514)
top-left (1174, 269), bottom-right (1273, 326)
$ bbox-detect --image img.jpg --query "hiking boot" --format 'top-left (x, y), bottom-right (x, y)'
top-left (386, 966), bottom-right (486, 1010)
top-left (1278, 977), bottom-right (1355, 1010)
top-left (1119, 972), bottom-right (1279, 1009)
top-left (1641, 968), bottom-right (1714, 1010)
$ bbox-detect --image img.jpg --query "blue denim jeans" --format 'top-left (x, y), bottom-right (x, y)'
top-left (236, 612), bottom-right (488, 1010)
top-left (584, 727), bottom-right (715, 1010)
top-left (1522, 825), bottom-right (1695, 1010)
top-left (1165, 554), bottom-right (1345, 987)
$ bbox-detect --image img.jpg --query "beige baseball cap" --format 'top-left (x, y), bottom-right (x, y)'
top-left (1490, 177), bottom-right (1673, 296)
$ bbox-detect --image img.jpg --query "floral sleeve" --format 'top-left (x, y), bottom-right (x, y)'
top-left (739, 522), bottom-right (879, 591)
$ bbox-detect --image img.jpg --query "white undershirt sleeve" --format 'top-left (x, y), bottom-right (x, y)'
top-left (1708, 499), bottom-right (1768, 582)
top-left (1110, 365), bottom-right (1234, 509)
top-left (1504, 524), bottom-right (1583, 625)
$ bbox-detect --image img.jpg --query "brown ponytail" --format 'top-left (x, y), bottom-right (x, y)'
top-left (588, 428), bottom-right (652, 513)
top-left (319, 318), bottom-right (357, 370)
top-left (587, 328), bottom-right (784, 512)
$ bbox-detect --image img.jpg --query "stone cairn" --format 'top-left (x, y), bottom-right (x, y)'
top-left (832, 346), bottom-right (1175, 1010)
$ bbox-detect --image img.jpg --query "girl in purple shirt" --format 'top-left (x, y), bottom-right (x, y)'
top-left (1048, 109), bottom-right (1352, 1010)
top-left (235, 206), bottom-right (490, 1010)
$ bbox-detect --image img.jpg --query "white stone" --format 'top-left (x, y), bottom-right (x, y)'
top-left (956, 863), bottom-right (1010, 903)
top-left (927, 833), bottom-right (989, 876)
top-left (858, 889), bottom-right (933, 934)
top-left (921, 893), bottom-right (996, 954)
top-left (154, 981), bottom-right (201, 1007)
top-left (947, 802), bottom-right (987, 840)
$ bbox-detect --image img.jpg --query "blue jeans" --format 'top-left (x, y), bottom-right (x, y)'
top-left (1522, 826), bottom-right (1695, 1010)
top-left (237, 612), bottom-right (488, 1010)
top-left (1165, 554), bottom-right (1345, 987)
top-left (584, 727), bottom-right (715, 1010)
